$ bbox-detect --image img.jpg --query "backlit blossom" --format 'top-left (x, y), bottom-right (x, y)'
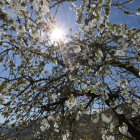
top-left (135, 98), bottom-right (140, 105)
top-left (101, 92), bottom-right (109, 100)
top-left (116, 80), bottom-right (128, 88)
top-left (119, 123), bottom-right (128, 134)
top-left (109, 101), bottom-right (116, 108)
top-left (98, 50), bottom-right (103, 57)
top-left (101, 113), bottom-right (112, 123)
top-left (115, 107), bottom-right (123, 114)
top-left (40, 119), bottom-right (50, 131)
top-left (115, 49), bottom-right (125, 56)
top-left (0, 93), bottom-right (6, 104)
top-left (0, 0), bottom-right (5, 9)
top-left (132, 103), bottom-right (139, 112)
top-left (29, 28), bottom-right (38, 39)
top-left (101, 128), bottom-right (107, 135)
top-left (74, 45), bottom-right (81, 53)
top-left (91, 113), bottom-right (99, 123)
top-left (16, 24), bottom-right (26, 34)
top-left (51, 94), bottom-right (57, 101)
top-left (62, 130), bottom-right (69, 140)
top-left (88, 59), bottom-right (93, 65)
top-left (110, 122), bottom-right (115, 132)
top-left (65, 95), bottom-right (77, 109)
top-left (9, 94), bottom-right (16, 101)
top-left (102, 135), bottom-right (115, 140)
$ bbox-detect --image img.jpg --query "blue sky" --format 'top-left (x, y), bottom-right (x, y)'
top-left (51, 0), bottom-right (140, 34)
top-left (0, 0), bottom-right (140, 123)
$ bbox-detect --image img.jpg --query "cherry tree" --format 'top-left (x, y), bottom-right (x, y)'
top-left (0, 0), bottom-right (140, 139)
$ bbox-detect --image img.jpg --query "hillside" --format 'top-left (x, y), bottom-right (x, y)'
top-left (4, 104), bottom-right (137, 140)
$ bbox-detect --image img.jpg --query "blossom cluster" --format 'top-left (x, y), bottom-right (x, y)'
top-left (0, 93), bottom-right (6, 104)
top-left (65, 95), bottom-right (77, 109)
top-left (101, 113), bottom-right (112, 123)
top-left (40, 119), bottom-right (50, 132)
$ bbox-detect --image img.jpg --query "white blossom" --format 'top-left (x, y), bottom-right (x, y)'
top-left (109, 101), bottom-right (116, 108)
top-left (8, 0), bottom-right (26, 18)
top-left (116, 80), bottom-right (128, 88)
top-left (75, 114), bottom-right (80, 121)
top-left (115, 49), bottom-right (125, 56)
top-left (69, 75), bottom-right (76, 80)
top-left (88, 59), bottom-right (93, 65)
top-left (102, 135), bottom-right (115, 140)
top-left (94, 56), bottom-right (102, 63)
top-left (62, 134), bottom-right (67, 140)
top-left (74, 45), bottom-right (81, 53)
top-left (105, 54), bottom-right (113, 61)
top-left (101, 92), bottom-right (109, 100)
top-left (7, 83), bottom-right (12, 89)
top-left (0, 93), bottom-right (6, 104)
top-left (34, 131), bottom-right (40, 138)
top-left (101, 113), bottom-right (112, 123)
top-left (62, 130), bottom-right (69, 140)
top-left (132, 103), bottom-right (140, 113)
top-left (1, 32), bottom-right (8, 39)
top-left (40, 119), bottom-right (50, 131)
top-left (54, 122), bottom-right (59, 128)
top-left (99, 0), bottom-right (105, 6)
top-left (27, 19), bottom-right (37, 29)
top-left (33, 0), bottom-right (49, 14)
top-left (119, 123), bottom-right (128, 135)
top-left (0, 0), bottom-right (5, 9)
top-left (54, 122), bottom-right (59, 132)
top-left (20, 1), bottom-right (27, 11)
top-left (48, 115), bottom-right (54, 121)
top-left (128, 0), bottom-right (134, 3)
top-left (126, 97), bottom-right (133, 103)
top-left (51, 94), bottom-right (57, 101)
top-left (98, 50), bottom-right (103, 57)
top-left (136, 11), bottom-right (140, 15)
top-left (54, 128), bottom-right (59, 132)
top-left (9, 94), bottom-right (16, 101)
top-left (65, 95), bottom-right (77, 109)
top-left (101, 128), bottom-right (107, 135)
top-left (96, 82), bottom-right (101, 88)
top-left (95, 50), bottom-right (103, 63)
top-left (110, 122), bottom-right (115, 132)
top-left (91, 113), bottom-right (99, 123)
top-left (70, 3), bottom-right (77, 10)
top-left (2, 105), bottom-right (7, 111)
top-left (29, 28), bottom-right (38, 39)
top-left (16, 24), bottom-right (26, 34)
top-left (135, 98), bottom-right (140, 105)
top-left (115, 107), bottom-right (123, 114)
top-left (69, 66), bottom-right (75, 71)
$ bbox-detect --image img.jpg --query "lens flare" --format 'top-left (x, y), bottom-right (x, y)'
top-left (51, 28), bottom-right (63, 41)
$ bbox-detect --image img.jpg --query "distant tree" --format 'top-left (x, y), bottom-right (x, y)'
top-left (0, 0), bottom-right (140, 139)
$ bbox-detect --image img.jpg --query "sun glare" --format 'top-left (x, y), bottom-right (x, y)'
top-left (51, 28), bottom-right (63, 41)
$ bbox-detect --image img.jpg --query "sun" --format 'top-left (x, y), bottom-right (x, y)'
top-left (51, 27), bottom-right (63, 41)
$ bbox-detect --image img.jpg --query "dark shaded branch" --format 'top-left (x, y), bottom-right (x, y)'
top-left (41, 96), bottom-right (68, 111)
top-left (111, 60), bottom-right (140, 78)
top-left (106, 86), bottom-right (140, 140)
top-left (106, 102), bottom-right (140, 140)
